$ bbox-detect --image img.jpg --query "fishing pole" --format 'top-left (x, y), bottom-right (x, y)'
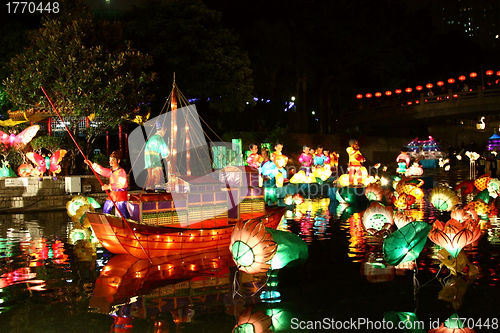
top-left (40, 86), bottom-right (152, 263)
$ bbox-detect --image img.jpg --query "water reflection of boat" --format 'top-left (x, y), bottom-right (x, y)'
top-left (89, 249), bottom-right (268, 321)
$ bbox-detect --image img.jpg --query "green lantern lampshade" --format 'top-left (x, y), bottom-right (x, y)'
top-left (384, 311), bottom-right (427, 333)
top-left (266, 228), bottom-right (308, 270)
top-left (86, 196), bottom-right (101, 209)
top-left (473, 188), bottom-right (491, 203)
top-left (383, 221), bottom-right (431, 266)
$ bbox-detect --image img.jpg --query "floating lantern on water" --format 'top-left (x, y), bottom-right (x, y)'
top-left (364, 183), bottom-right (384, 201)
top-left (428, 217), bottom-right (481, 258)
top-left (233, 306), bottom-right (272, 333)
top-left (393, 212), bottom-right (415, 229)
top-left (383, 221), bottom-right (431, 266)
top-left (429, 186), bottom-right (459, 211)
top-left (230, 219), bottom-right (308, 274)
top-left (361, 202), bottom-right (394, 235)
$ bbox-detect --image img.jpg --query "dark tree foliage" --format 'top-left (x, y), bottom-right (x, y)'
top-left (122, 0), bottom-right (254, 121)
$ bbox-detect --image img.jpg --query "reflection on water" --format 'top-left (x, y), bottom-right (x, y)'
top-left (1, 169), bottom-right (500, 332)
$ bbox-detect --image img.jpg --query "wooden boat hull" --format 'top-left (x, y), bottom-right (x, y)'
top-left (86, 207), bottom-right (285, 259)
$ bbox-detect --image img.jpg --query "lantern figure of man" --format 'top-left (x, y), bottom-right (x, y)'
top-left (144, 121), bottom-right (169, 191)
top-left (85, 151), bottom-right (130, 218)
top-left (346, 139), bottom-right (366, 185)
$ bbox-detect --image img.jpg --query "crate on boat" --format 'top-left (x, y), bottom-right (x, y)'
top-left (239, 186), bottom-right (265, 214)
top-left (127, 193), bottom-right (187, 226)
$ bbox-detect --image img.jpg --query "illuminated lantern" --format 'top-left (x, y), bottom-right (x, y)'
top-left (17, 163), bottom-right (35, 177)
top-left (230, 219), bottom-right (308, 274)
top-left (429, 313), bottom-right (476, 333)
top-left (385, 91), bottom-right (392, 96)
top-left (458, 75), bottom-right (466, 81)
top-left (292, 193), bottom-right (304, 205)
top-left (395, 89), bottom-right (402, 94)
top-left (426, 83), bottom-right (433, 89)
top-left (429, 186), bottom-right (459, 211)
top-left (416, 86), bottom-right (423, 91)
top-left (448, 78), bottom-right (455, 84)
top-left (437, 248), bottom-right (478, 277)
top-left (497, 71), bottom-right (500, 76)
top-left (283, 194), bottom-right (293, 205)
top-left (364, 183), bottom-right (384, 201)
top-left (487, 178), bottom-right (500, 198)
top-left (470, 72), bottom-right (477, 78)
top-left (356, 94), bottom-right (363, 99)
top-left (428, 217), bottom-right (481, 258)
top-left (437, 81), bottom-right (444, 86)
top-left (486, 70), bottom-right (494, 76)
top-left (393, 212), bottom-right (415, 229)
top-left (450, 208), bottom-right (478, 224)
top-left (405, 87), bottom-right (412, 93)
top-left (361, 202), bottom-right (394, 235)
top-left (233, 307), bottom-right (272, 333)
top-left (473, 174), bottom-right (490, 191)
top-left (375, 92), bottom-right (382, 97)
top-left (383, 221), bottom-right (432, 265)
top-left (394, 193), bottom-right (416, 210)
top-left (230, 219), bottom-right (278, 274)
top-left (365, 93), bottom-right (372, 98)
top-left (66, 196), bottom-right (91, 217)
top-left (384, 312), bottom-right (425, 333)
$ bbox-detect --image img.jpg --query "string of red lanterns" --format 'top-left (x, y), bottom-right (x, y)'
top-left (355, 70), bottom-right (500, 99)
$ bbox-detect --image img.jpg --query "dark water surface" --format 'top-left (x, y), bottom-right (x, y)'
top-left (1, 167), bottom-right (500, 332)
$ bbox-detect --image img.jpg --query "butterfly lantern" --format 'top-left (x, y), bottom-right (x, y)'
top-left (0, 125), bottom-right (40, 154)
top-left (26, 150), bottom-right (67, 180)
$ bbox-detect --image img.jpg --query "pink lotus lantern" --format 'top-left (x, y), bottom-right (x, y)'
top-left (428, 217), bottom-right (481, 258)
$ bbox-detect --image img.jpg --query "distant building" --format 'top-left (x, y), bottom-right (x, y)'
top-left (431, 0), bottom-right (500, 49)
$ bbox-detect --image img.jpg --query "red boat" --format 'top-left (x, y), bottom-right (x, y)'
top-left (86, 200), bottom-right (285, 259)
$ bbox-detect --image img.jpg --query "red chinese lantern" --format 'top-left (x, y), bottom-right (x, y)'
top-left (366, 93), bottom-right (372, 98)
top-left (375, 92), bottom-right (382, 97)
top-left (356, 94), bottom-right (363, 99)
top-left (459, 75), bottom-right (466, 81)
top-left (448, 78), bottom-right (455, 84)
top-left (395, 89), bottom-right (402, 94)
top-left (426, 83), bottom-right (433, 89)
top-left (486, 70), bottom-right (494, 76)
top-left (405, 87), bottom-right (412, 93)
top-left (385, 91), bottom-right (392, 96)
top-left (470, 72), bottom-right (477, 78)
top-left (416, 86), bottom-right (423, 91)
top-left (437, 81), bottom-right (444, 86)
top-left (497, 71), bottom-right (500, 76)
